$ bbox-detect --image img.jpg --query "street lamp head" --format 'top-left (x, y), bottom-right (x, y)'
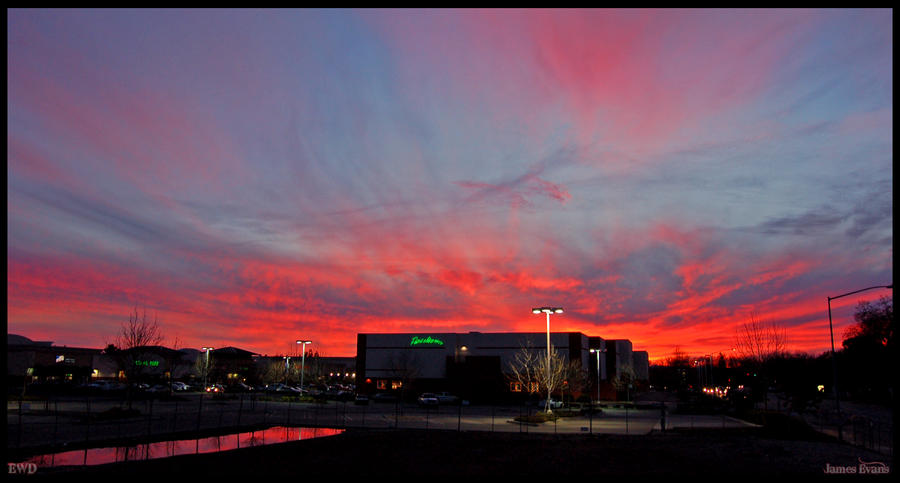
top-left (202, 347), bottom-right (213, 352)
top-left (296, 340), bottom-right (312, 344)
top-left (532, 307), bottom-right (563, 314)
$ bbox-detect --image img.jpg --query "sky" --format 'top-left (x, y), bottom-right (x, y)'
top-left (7, 9), bottom-right (893, 362)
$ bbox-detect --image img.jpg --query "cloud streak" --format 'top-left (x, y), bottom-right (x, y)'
top-left (7, 9), bottom-right (892, 361)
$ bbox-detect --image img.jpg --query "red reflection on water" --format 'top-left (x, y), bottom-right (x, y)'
top-left (23, 427), bottom-right (343, 467)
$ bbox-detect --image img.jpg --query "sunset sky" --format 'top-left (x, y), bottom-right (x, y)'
top-left (8, 9), bottom-right (892, 362)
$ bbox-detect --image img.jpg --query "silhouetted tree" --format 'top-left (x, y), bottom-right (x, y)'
top-left (840, 297), bottom-right (893, 402)
top-left (115, 307), bottom-right (164, 350)
top-left (105, 307), bottom-right (165, 406)
top-left (650, 346), bottom-right (691, 392)
top-left (665, 346), bottom-right (692, 368)
top-left (562, 359), bottom-right (589, 403)
top-left (388, 350), bottom-right (421, 403)
top-left (770, 353), bottom-right (824, 417)
top-left (735, 313), bottom-right (788, 363)
top-left (734, 314), bottom-right (788, 410)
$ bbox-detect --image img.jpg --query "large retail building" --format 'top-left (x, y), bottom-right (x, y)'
top-left (356, 332), bottom-right (648, 402)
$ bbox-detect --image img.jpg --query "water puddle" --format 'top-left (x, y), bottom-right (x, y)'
top-left (21, 426), bottom-right (343, 468)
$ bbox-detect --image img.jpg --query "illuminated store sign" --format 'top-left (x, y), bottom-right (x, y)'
top-left (134, 360), bottom-right (160, 367)
top-left (409, 336), bottom-right (444, 347)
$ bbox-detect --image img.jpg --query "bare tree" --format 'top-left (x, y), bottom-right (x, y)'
top-left (734, 313), bottom-right (788, 410)
top-left (256, 358), bottom-right (283, 386)
top-left (562, 359), bottom-right (589, 404)
top-left (665, 346), bottom-right (691, 368)
top-left (735, 313), bottom-right (787, 363)
top-left (105, 306), bottom-right (165, 406)
top-left (507, 341), bottom-right (569, 412)
top-left (162, 335), bottom-right (187, 394)
top-left (612, 366), bottom-right (636, 401)
top-left (115, 307), bottom-right (164, 350)
top-left (508, 343), bottom-right (542, 395)
top-left (388, 350), bottom-right (421, 403)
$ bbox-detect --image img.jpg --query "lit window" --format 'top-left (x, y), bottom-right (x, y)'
top-left (509, 382), bottom-right (522, 392)
top-left (391, 380), bottom-right (403, 390)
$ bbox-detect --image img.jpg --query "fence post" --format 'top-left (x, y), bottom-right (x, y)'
top-left (196, 393), bottom-right (204, 432)
top-left (54, 400), bottom-right (60, 446)
top-left (287, 397), bottom-right (293, 426)
top-left (218, 398), bottom-right (224, 429)
top-left (172, 399), bottom-right (179, 433)
top-left (237, 393), bottom-right (243, 427)
top-left (85, 397), bottom-right (92, 446)
top-left (147, 398), bottom-right (153, 439)
top-left (17, 396), bottom-right (23, 448)
top-left (625, 405), bottom-right (629, 434)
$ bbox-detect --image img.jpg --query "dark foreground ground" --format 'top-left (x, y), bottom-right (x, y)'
top-left (16, 427), bottom-right (893, 478)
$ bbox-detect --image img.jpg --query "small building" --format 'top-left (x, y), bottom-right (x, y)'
top-left (204, 346), bottom-right (259, 385)
top-left (7, 334), bottom-right (101, 389)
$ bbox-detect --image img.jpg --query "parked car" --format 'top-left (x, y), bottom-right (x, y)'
top-left (434, 392), bottom-right (460, 405)
top-left (354, 394), bottom-right (369, 405)
top-left (417, 393), bottom-right (439, 407)
top-left (266, 383), bottom-right (301, 394)
top-left (537, 399), bottom-right (563, 410)
top-left (372, 392), bottom-right (398, 403)
top-left (171, 381), bottom-right (190, 392)
top-left (85, 380), bottom-right (124, 391)
top-left (205, 384), bottom-right (225, 393)
top-left (325, 386), bottom-right (353, 401)
top-left (146, 384), bottom-right (169, 393)
top-left (265, 383), bottom-right (286, 393)
top-left (227, 382), bottom-right (253, 392)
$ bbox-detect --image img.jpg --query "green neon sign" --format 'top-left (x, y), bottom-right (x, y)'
top-left (134, 360), bottom-right (160, 367)
top-left (410, 336), bottom-right (444, 347)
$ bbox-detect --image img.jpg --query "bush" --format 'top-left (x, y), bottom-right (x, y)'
top-left (513, 412), bottom-right (559, 424)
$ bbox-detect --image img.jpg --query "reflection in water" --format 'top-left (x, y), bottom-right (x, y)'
top-left (24, 427), bottom-right (343, 468)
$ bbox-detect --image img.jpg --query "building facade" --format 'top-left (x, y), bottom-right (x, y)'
top-left (356, 332), bottom-right (648, 402)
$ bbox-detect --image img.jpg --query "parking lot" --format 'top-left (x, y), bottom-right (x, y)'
top-left (8, 391), bottom-right (758, 456)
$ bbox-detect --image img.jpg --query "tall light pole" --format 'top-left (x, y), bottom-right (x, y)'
top-left (201, 347), bottom-right (213, 390)
top-left (826, 284), bottom-right (892, 439)
top-left (533, 307), bottom-right (563, 413)
top-left (297, 340), bottom-right (312, 391)
top-left (590, 348), bottom-right (606, 403)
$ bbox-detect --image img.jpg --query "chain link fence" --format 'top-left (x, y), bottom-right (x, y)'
top-left (8, 394), bottom-right (682, 453)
